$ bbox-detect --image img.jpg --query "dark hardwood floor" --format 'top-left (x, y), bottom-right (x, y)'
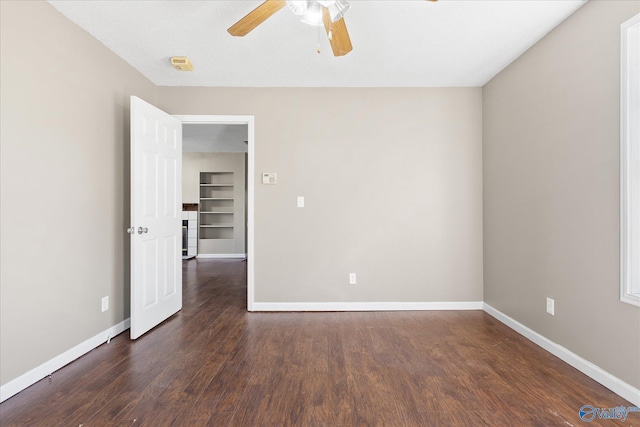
top-left (0, 259), bottom-right (636, 426)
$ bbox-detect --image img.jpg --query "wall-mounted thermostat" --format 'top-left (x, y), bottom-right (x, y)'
top-left (262, 172), bottom-right (277, 184)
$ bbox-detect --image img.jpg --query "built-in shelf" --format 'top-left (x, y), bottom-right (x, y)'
top-left (199, 172), bottom-right (234, 240)
top-left (199, 227), bottom-right (233, 240)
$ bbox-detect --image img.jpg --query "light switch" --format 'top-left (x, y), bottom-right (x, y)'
top-left (297, 196), bottom-right (305, 208)
top-left (262, 172), bottom-right (277, 184)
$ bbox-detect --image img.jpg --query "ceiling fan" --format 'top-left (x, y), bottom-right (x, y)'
top-left (228, 0), bottom-right (438, 57)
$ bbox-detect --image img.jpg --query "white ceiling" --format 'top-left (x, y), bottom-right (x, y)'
top-left (48, 0), bottom-right (586, 87)
top-left (183, 123), bottom-right (248, 152)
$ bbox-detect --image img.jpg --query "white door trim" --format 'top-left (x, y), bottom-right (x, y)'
top-left (175, 115), bottom-right (255, 311)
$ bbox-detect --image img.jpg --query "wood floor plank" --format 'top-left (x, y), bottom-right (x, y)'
top-left (0, 258), bottom-right (637, 426)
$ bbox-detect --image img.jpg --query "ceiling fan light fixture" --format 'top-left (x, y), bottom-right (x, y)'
top-left (300, 1), bottom-right (323, 26)
top-left (286, 0), bottom-right (350, 26)
top-left (286, 0), bottom-right (307, 16)
top-left (325, 0), bottom-right (350, 22)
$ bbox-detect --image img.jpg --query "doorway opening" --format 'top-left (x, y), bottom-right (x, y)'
top-left (176, 115), bottom-right (255, 311)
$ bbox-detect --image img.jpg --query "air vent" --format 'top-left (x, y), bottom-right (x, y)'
top-left (170, 56), bottom-right (193, 71)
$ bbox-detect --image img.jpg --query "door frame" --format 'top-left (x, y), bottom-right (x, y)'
top-left (175, 115), bottom-right (255, 311)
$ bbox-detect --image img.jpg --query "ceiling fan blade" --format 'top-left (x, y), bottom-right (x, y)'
top-left (228, 0), bottom-right (286, 37)
top-left (322, 8), bottom-right (353, 57)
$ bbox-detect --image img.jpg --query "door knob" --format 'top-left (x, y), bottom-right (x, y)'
top-left (126, 227), bottom-right (135, 234)
top-left (138, 226), bottom-right (148, 234)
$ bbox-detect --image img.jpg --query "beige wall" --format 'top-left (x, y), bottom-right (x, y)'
top-left (159, 87), bottom-right (484, 303)
top-left (483, 0), bottom-right (640, 389)
top-left (0, 1), bottom-right (157, 385)
top-left (183, 152), bottom-right (247, 254)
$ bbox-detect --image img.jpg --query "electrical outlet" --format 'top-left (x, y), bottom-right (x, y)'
top-left (349, 273), bottom-right (357, 285)
top-left (101, 296), bottom-right (109, 312)
top-left (546, 297), bottom-right (554, 316)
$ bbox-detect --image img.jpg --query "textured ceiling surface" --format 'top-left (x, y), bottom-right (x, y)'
top-left (183, 123), bottom-right (248, 152)
top-left (49, 0), bottom-right (586, 87)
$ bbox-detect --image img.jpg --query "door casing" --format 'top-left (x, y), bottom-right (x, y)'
top-left (175, 115), bottom-right (255, 311)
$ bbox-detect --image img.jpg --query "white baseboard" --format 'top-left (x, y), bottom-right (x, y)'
top-left (251, 301), bottom-right (484, 312)
top-left (196, 254), bottom-right (247, 259)
top-left (483, 303), bottom-right (640, 407)
top-left (0, 318), bottom-right (130, 403)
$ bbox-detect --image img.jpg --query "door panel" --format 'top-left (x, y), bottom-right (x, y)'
top-left (130, 96), bottom-right (182, 339)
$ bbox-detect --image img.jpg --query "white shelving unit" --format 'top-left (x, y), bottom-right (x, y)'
top-left (199, 172), bottom-right (234, 240)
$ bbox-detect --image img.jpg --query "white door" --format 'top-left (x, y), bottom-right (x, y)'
top-left (129, 96), bottom-right (182, 339)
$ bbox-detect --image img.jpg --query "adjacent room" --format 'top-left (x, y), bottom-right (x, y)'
top-left (1, 0), bottom-right (639, 425)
